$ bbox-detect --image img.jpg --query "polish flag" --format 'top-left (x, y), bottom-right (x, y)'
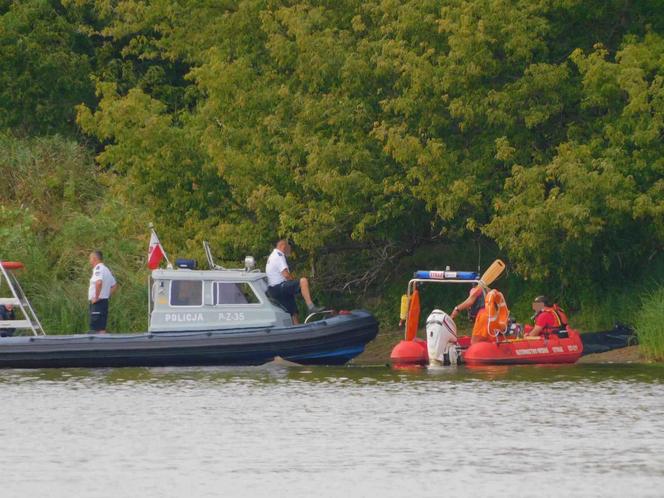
top-left (148, 231), bottom-right (165, 269)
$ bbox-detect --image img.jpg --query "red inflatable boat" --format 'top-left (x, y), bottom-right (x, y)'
top-left (461, 331), bottom-right (583, 365)
top-left (390, 332), bottom-right (583, 367)
top-left (389, 261), bottom-right (584, 367)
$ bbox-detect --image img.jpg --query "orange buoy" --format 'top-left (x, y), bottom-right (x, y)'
top-left (0, 261), bottom-right (24, 270)
top-left (390, 338), bottom-right (428, 367)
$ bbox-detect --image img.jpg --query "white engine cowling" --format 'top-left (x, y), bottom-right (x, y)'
top-left (426, 309), bottom-right (458, 365)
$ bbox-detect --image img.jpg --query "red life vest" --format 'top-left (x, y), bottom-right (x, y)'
top-left (539, 305), bottom-right (568, 334)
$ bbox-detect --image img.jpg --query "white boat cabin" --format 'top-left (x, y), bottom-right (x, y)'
top-left (149, 268), bottom-right (292, 332)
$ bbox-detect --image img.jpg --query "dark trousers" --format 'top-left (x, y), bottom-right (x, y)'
top-left (89, 299), bottom-right (109, 331)
top-left (267, 280), bottom-right (301, 315)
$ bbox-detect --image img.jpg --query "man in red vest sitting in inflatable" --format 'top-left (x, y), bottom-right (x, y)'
top-left (524, 295), bottom-right (569, 337)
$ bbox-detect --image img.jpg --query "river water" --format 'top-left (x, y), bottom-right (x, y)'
top-left (0, 363), bottom-right (662, 498)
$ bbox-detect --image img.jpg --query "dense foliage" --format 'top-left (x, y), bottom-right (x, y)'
top-left (1, 1), bottom-right (662, 345)
top-left (75, 0), bottom-right (664, 290)
top-left (0, 1), bottom-right (95, 133)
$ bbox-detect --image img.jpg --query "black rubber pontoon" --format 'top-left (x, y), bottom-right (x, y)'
top-left (0, 311), bottom-right (377, 369)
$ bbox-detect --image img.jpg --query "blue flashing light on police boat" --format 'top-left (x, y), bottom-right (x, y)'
top-left (414, 270), bottom-right (479, 280)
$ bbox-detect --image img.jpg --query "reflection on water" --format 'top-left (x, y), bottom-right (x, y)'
top-left (0, 363), bottom-right (662, 498)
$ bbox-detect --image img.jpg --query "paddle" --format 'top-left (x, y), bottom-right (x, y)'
top-left (478, 259), bottom-right (506, 288)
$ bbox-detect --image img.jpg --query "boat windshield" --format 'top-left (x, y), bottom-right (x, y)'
top-left (213, 282), bottom-right (260, 305)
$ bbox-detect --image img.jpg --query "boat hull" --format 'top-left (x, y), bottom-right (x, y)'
top-left (0, 310), bottom-right (378, 369)
top-left (390, 331), bottom-right (584, 367)
top-left (462, 330), bottom-right (583, 366)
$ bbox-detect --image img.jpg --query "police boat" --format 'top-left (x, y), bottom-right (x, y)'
top-left (0, 255), bottom-right (378, 369)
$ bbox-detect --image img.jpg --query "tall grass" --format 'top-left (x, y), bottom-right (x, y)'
top-left (0, 133), bottom-right (149, 334)
top-left (566, 292), bottom-right (642, 332)
top-left (635, 287), bottom-right (664, 361)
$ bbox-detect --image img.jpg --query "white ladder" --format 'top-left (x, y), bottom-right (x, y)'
top-left (0, 262), bottom-right (45, 336)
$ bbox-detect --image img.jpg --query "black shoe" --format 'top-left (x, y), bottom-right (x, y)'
top-left (308, 305), bottom-right (325, 314)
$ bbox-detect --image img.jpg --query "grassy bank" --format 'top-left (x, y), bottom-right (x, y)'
top-left (0, 134), bottom-right (149, 333)
top-left (634, 288), bottom-right (664, 361)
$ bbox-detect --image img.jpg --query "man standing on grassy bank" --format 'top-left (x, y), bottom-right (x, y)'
top-left (88, 251), bottom-right (117, 334)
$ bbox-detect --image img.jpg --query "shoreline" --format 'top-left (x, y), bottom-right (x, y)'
top-left (577, 345), bottom-right (645, 364)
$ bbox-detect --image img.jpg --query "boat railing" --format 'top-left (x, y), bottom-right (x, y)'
top-left (406, 272), bottom-right (519, 344)
top-left (0, 262), bottom-right (46, 336)
top-left (203, 241), bottom-right (261, 273)
top-left (304, 309), bottom-right (336, 324)
top-left (407, 277), bottom-right (480, 297)
top-left (203, 241), bottom-right (226, 270)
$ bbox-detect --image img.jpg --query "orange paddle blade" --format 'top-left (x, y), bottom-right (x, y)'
top-left (405, 288), bottom-right (421, 341)
top-left (479, 259), bottom-right (505, 288)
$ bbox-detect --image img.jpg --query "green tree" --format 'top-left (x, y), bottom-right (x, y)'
top-left (75, 0), bottom-right (664, 295)
top-left (0, 0), bottom-right (94, 134)
top-left (485, 33), bottom-right (664, 286)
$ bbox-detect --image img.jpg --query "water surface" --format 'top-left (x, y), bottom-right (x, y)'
top-left (1, 363), bottom-right (662, 497)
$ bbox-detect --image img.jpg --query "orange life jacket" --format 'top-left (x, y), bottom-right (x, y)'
top-left (472, 289), bottom-right (509, 340)
top-left (552, 304), bottom-right (568, 327)
top-left (540, 304), bottom-right (568, 334)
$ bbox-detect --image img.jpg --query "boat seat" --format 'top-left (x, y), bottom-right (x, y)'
top-left (545, 329), bottom-right (569, 339)
top-left (267, 296), bottom-right (291, 315)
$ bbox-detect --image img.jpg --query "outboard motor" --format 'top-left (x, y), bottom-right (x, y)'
top-left (426, 309), bottom-right (459, 365)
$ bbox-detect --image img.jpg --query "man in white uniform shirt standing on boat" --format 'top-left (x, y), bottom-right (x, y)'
top-left (88, 250), bottom-right (117, 334)
top-left (266, 239), bottom-right (323, 324)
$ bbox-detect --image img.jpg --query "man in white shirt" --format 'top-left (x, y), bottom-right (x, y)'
top-left (266, 239), bottom-right (323, 324)
top-left (88, 250), bottom-right (117, 333)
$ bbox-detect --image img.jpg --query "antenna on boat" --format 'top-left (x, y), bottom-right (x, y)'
top-left (203, 241), bottom-right (225, 270)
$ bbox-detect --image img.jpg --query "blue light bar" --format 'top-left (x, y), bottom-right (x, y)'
top-left (414, 270), bottom-right (479, 280)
